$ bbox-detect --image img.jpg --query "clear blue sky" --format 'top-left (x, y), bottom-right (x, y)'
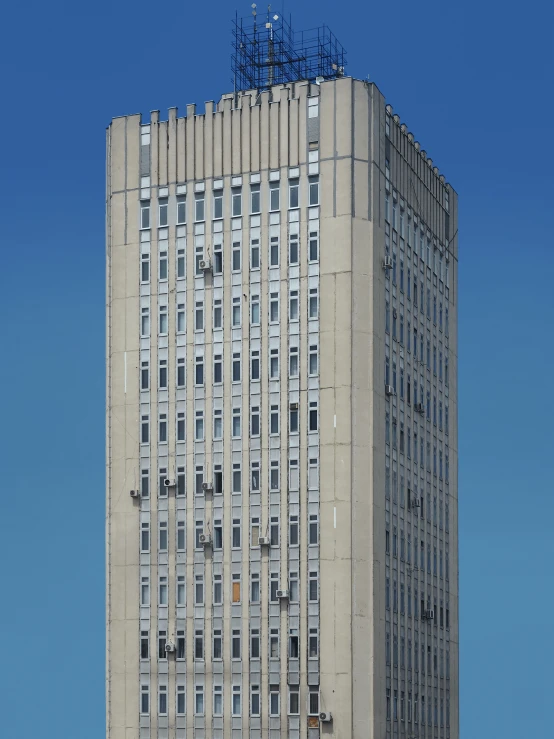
top-left (0, 0), bottom-right (552, 736)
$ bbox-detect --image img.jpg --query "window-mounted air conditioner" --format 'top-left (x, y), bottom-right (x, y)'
top-left (319, 712), bottom-right (333, 722)
top-left (383, 255), bottom-right (393, 269)
top-left (276, 589), bottom-right (289, 599)
top-left (199, 258), bottom-right (211, 271)
top-left (258, 536), bottom-right (270, 546)
top-left (164, 478), bottom-right (175, 488)
top-left (199, 533), bottom-right (212, 546)
top-left (130, 489), bottom-right (140, 498)
top-left (165, 641), bottom-right (176, 653)
top-left (385, 384), bottom-right (395, 396)
top-left (202, 482), bottom-right (213, 492)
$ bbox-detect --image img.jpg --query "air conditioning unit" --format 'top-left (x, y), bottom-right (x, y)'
top-left (385, 384), bottom-right (395, 396)
top-left (163, 478), bottom-right (175, 488)
top-left (199, 258), bottom-right (211, 271)
top-left (411, 497), bottom-right (421, 509)
top-left (276, 589), bottom-right (289, 599)
top-left (319, 712), bottom-right (333, 722)
top-left (383, 255), bottom-right (393, 269)
top-left (258, 536), bottom-right (270, 546)
top-left (199, 533), bottom-right (212, 546)
top-left (165, 641), bottom-right (176, 653)
top-left (290, 402), bottom-right (299, 411)
top-left (414, 402), bottom-right (424, 414)
top-left (130, 489), bottom-right (140, 498)
top-left (202, 482), bottom-right (213, 492)
top-left (424, 609), bottom-right (435, 620)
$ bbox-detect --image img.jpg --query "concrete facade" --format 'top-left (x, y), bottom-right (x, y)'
top-left (106, 77), bottom-right (458, 739)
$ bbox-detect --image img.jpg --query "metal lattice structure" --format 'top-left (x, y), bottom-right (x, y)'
top-left (232, 7), bottom-right (346, 92)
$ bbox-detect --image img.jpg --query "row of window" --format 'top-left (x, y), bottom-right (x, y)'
top-left (140, 682), bottom-right (320, 718)
top-left (140, 569), bottom-right (320, 607)
top-left (385, 580), bottom-right (449, 626)
top-left (141, 230), bottom-right (320, 281)
top-left (386, 274), bottom-right (449, 335)
top-left (139, 457), bottom-right (320, 499)
top-left (386, 634), bottom-right (451, 674)
top-left (386, 320), bottom-right (449, 385)
top-left (140, 290), bottom-right (319, 338)
top-left (386, 529), bottom-right (449, 572)
top-left (141, 401), bottom-right (320, 445)
top-left (142, 625), bottom-right (320, 664)
top-left (141, 515), bottom-right (319, 553)
top-left (385, 687), bottom-right (451, 727)
top-left (140, 179), bottom-right (320, 230)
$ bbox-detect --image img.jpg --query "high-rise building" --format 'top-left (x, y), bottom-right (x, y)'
top-left (106, 19), bottom-right (458, 739)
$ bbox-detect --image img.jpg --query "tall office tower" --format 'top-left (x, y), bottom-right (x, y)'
top-left (106, 16), bottom-right (458, 739)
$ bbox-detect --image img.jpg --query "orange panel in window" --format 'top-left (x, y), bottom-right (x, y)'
top-left (232, 582), bottom-right (241, 603)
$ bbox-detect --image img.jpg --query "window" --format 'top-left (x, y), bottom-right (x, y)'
top-left (141, 685), bottom-right (149, 714)
top-left (289, 290), bottom-right (299, 321)
top-left (269, 181), bottom-right (280, 211)
top-left (289, 346), bottom-right (298, 377)
top-left (195, 193), bottom-right (205, 222)
top-left (195, 574), bottom-right (204, 605)
top-left (251, 685), bottom-right (260, 716)
top-left (177, 520), bottom-right (185, 550)
top-left (159, 575), bottom-right (168, 605)
top-left (177, 247), bottom-right (185, 278)
top-left (232, 240), bottom-right (241, 271)
top-left (246, 239), bottom-right (259, 274)
top-left (232, 686), bottom-right (241, 716)
top-left (289, 515), bottom-right (299, 545)
top-left (232, 352), bottom-right (241, 382)
top-left (251, 349), bottom-right (260, 380)
top-left (289, 180), bottom-right (299, 208)
top-left (141, 307), bottom-right (150, 337)
top-left (270, 235), bottom-right (279, 266)
top-left (195, 410), bottom-right (204, 440)
top-left (309, 287), bottom-right (318, 318)
top-left (159, 520), bottom-right (168, 551)
top-left (158, 414), bottom-right (167, 443)
top-left (213, 189), bottom-right (223, 219)
top-left (177, 357), bottom-right (185, 387)
top-left (232, 519), bottom-right (241, 548)
top-left (270, 292), bottom-right (279, 322)
top-left (159, 249), bottom-right (168, 280)
top-left (309, 344), bottom-right (318, 375)
top-left (195, 684), bottom-right (204, 713)
top-left (213, 240), bottom-right (222, 274)
top-left (232, 628), bottom-right (241, 657)
top-left (309, 514), bottom-right (318, 544)
top-left (232, 188), bottom-right (242, 216)
top-left (309, 401), bottom-right (318, 431)
top-left (213, 685), bottom-right (223, 716)
top-left (309, 628), bottom-right (318, 657)
top-left (270, 516), bottom-right (279, 546)
top-left (232, 463), bottom-right (241, 493)
top-left (141, 361), bottom-right (149, 390)
top-left (251, 572), bottom-right (260, 603)
top-left (177, 195), bottom-right (186, 224)
top-left (309, 177), bottom-right (319, 205)
top-left (140, 630), bottom-right (149, 659)
top-left (309, 691), bottom-right (320, 716)
top-left (309, 571), bottom-right (318, 601)
top-left (177, 575), bottom-right (185, 605)
top-left (251, 184), bottom-right (260, 213)
top-left (269, 348), bottom-right (279, 379)
top-left (289, 574), bottom-right (299, 603)
top-left (290, 404), bottom-right (299, 433)
top-left (195, 301), bottom-right (204, 331)
top-left (140, 522), bottom-right (149, 552)
top-left (213, 629), bottom-right (222, 659)
top-left (177, 685), bottom-right (185, 715)
top-left (213, 573), bottom-right (222, 603)
top-left (251, 406), bottom-right (260, 436)
top-left (176, 630), bottom-right (185, 659)
top-left (141, 469), bottom-right (149, 498)
top-left (141, 253), bottom-right (149, 283)
top-left (289, 233), bottom-right (299, 264)
top-left (158, 685), bottom-right (167, 715)
top-left (140, 201), bottom-right (150, 229)
top-left (176, 303), bottom-right (185, 333)
top-left (213, 354), bottom-right (222, 385)
top-left (232, 295), bottom-right (241, 326)
top-left (270, 625), bottom-right (279, 651)
top-left (309, 230), bottom-right (319, 261)
top-left (213, 298), bottom-right (222, 328)
top-left (270, 405), bottom-right (279, 434)
top-left (159, 359), bottom-right (167, 389)
top-left (270, 688), bottom-right (279, 716)
top-left (250, 628), bottom-right (260, 659)
top-left (251, 293), bottom-right (260, 324)
top-left (270, 461), bottom-right (279, 490)
top-left (289, 687), bottom-right (300, 714)
top-left (251, 462), bottom-right (260, 491)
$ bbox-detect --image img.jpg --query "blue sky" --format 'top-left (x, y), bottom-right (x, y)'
top-left (0, 0), bottom-right (552, 736)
